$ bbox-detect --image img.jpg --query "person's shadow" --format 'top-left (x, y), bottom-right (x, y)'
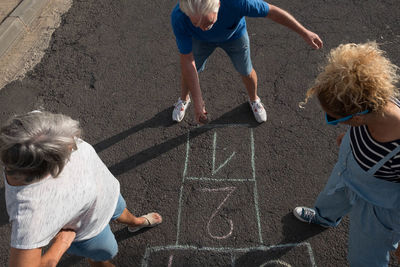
top-left (93, 106), bottom-right (176, 153)
top-left (0, 186), bottom-right (9, 226)
top-left (100, 103), bottom-right (259, 176)
top-left (233, 213), bottom-right (327, 266)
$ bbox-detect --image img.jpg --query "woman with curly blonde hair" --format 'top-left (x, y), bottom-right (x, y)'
top-left (293, 42), bottom-right (400, 266)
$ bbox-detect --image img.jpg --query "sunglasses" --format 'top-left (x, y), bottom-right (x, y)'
top-left (325, 110), bottom-right (370, 125)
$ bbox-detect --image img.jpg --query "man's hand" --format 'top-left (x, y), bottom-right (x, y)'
top-left (194, 101), bottom-right (208, 124)
top-left (302, 30), bottom-right (323, 49)
top-left (267, 5), bottom-right (323, 50)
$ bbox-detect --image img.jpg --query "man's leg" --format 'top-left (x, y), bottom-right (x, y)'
top-left (241, 68), bottom-right (258, 102)
top-left (180, 75), bottom-right (190, 102)
top-left (221, 32), bottom-right (258, 100)
top-left (221, 32), bottom-right (266, 122)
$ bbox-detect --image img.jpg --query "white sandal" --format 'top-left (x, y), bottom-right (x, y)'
top-left (127, 212), bottom-right (162, 233)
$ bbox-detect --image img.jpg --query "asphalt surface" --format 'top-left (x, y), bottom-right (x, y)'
top-left (0, 0), bottom-right (400, 266)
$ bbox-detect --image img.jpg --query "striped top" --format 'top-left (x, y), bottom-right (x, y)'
top-left (349, 99), bottom-right (400, 183)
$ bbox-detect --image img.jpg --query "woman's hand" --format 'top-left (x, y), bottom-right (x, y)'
top-left (336, 133), bottom-right (346, 146)
top-left (40, 229), bottom-right (76, 267)
top-left (53, 229), bottom-right (76, 248)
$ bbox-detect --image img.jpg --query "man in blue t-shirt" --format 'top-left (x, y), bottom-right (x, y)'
top-left (171, 0), bottom-right (323, 124)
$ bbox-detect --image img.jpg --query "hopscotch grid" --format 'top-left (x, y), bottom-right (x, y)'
top-left (196, 123), bottom-right (254, 129)
top-left (165, 128), bottom-right (315, 267)
top-left (251, 129), bottom-right (264, 244)
top-left (185, 177), bottom-right (255, 182)
top-left (175, 131), bottom-right (191, 245)
top-left (141, 242), bottom-right (317, 267)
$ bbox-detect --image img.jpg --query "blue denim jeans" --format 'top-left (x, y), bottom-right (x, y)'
top-left (192, 31), bottom-right (253, 76)
top-left (313, 131), bottom-right (400, 266)
top-left (66, 194), bottom-right (126, 261)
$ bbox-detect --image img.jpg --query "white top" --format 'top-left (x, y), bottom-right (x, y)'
top-left (5, 140), bottom-right (120, 249)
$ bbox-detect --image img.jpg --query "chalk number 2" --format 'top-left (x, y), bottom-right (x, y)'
top-left (201, 187), bottom-right (236, 239)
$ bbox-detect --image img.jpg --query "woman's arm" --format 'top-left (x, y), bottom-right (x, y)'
top-left (9, 230), bottom-right (76, 267)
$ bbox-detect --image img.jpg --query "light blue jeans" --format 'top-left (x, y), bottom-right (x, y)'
top-left (66, 194), bottom-right (126, 261)
top-left (314, 131), bottom-right (400, 266)
top-left (192, 31), bottom-right (253, 76)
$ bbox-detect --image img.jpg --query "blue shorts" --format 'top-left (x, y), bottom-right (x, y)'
top-left (66, 194), bottom-right (126, 261)
top-left (192, 31), bottom-right (253, 76)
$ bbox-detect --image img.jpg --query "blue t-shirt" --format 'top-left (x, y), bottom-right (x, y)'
top-left (171, 0), bottom-right (270, 54)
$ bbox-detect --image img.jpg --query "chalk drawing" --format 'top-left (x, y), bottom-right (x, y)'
top-left (161, 127), bottom-right (317, 267)
top-left (260, 260), bottom-right (292, 267)
top-left (212, 132), bottom-right (236, 175)
top-left (141, 242), bottom-right (317, 267)
top-left (175, 132), bottom-right (191, 245)
top-left (201, 187), bottom-right (236, 239)
top-left (250, 129), bottom-right (263, 244)
top-left (167, 255), bottom-right (174, 267)
top-left (197, 123), bottom-right (253, 129)
top-left (186, 177), bottom-right (255, 182)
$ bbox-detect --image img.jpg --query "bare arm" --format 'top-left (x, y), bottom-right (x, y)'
top-left (267, 4), bottom-right (323, 49)
top-left (180, 52), bottom-right (208, 123)
top-left (9, 230), bottom-right (76, 267)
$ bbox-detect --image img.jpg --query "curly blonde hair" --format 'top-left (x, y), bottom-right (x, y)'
top-left (303, 42), bottom-right (399, 116)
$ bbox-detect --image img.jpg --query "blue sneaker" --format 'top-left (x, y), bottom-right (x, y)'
top-left (293, 206), bottom-right (329, 228)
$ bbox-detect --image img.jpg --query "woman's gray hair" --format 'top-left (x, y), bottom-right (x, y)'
top-left (0, 111), bottom-right (82, 183)
top-left (179, 0), bottom-right (219, 16)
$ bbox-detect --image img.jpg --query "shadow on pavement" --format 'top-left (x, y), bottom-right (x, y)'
top-left (234, 212), bottom-right (327, 266)
top-left (94, 106), bottom-right (176, 153)
top-left (58, 255), bottom-right (84, 267)
top-left (279, 212), bottom-right (327, 244)
top-left (58, 226), bottom-right (158, 266)
top-left (102, 103), bottom-right (259, 176)
top-left (0, 187), bottom-right (9, 226)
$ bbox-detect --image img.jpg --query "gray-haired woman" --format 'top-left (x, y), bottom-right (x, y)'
top-left (1, 111), bottom-right (162, 267)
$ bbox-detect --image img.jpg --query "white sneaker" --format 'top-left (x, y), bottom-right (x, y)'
top-left (249, 98), bottom-right (267, 123)
top-left (172, 98), bottom-right (190, 122)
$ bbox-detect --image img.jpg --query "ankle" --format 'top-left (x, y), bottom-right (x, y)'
top-left (249, 96), bottom-right (259, 102)
top-left (181, 96), bottom-right (190, 102)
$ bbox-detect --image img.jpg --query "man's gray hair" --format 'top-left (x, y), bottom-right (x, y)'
top-left (0, 111), bottom-right (82, 183)
top-left (179, 0), bottom-right (219, 16)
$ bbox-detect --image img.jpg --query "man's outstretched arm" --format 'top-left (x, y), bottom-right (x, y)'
top-left (267, 4), bottom-right (323, 49)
